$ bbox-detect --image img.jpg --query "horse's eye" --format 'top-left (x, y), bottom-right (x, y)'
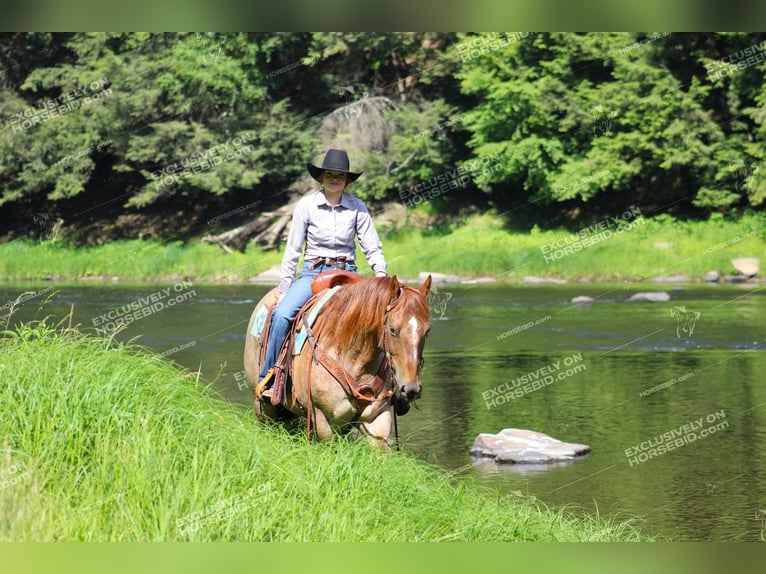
top-left (390, 326), bottom-right (398, 337)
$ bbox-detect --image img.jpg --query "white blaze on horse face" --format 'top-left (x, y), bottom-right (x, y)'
top-left (407, 316), bottom-right (421, 364)
top-left (407, 317), bottom-right (419, 339)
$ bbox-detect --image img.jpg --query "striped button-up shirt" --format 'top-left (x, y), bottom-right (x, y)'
top-left (279, 191), bottom-right (387, 293)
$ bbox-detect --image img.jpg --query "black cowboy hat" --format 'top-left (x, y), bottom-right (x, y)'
top-left (307, 149), bottom-right (362, 183)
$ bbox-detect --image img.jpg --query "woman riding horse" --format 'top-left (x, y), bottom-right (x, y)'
top-left (255, 148), bottom-right (388, 398)
top-left (247, 149), bottom-right (430, 446)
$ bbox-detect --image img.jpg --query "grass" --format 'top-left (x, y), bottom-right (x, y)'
top-left (382, 211), bottom-right (765, 282)
top-left (0, 239), bottom-right (283, 283)
top-left (0, 319), bottom-right (647, 541)
top-left (1, 212), bottom-right (762, 284)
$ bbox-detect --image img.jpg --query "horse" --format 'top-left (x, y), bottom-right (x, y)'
top-left (244, 274), bottom-right (431, 449)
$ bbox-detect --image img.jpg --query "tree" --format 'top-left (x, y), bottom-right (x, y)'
top-left (455, 32), bottom-right (766, 223)
top-left (0, 33), bottom-right (313, 216)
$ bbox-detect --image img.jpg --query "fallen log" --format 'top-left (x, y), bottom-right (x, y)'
top-left (252, 213), bottom-right (291, 250)
top-left (202, 197), bottom-right (299, 252)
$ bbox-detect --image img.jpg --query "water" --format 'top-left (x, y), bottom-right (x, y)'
top-left (2, 280), bottom-right (765, 541)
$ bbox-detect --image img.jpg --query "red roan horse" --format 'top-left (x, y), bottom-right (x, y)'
top-left (244, 274), bottom-right (431, 449)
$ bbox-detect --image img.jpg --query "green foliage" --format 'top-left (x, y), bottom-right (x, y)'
top-left (349, 99), bottom-right (467, 203)
top-left (1, 32), bottom-right (765, 237)
top-left (455, 32), bottom-right (766, 215)
top-left (0, 33), bottom-right (312, 210)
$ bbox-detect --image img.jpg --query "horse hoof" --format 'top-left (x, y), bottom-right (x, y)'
top-left (255, 398), bottom-right (297, 423)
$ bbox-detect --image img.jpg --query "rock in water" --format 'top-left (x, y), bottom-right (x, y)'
top-left (723, 275), bottom-right (748, 284)
top-left (627, 291), bottom-right (670, 302)
top-left (522, 276), bottom-right (567, 284)
top-left (419, 271), bottom-right (466, 284)
top-left (654, 275), bottom-right (691, 283)
top-left (731, 258), bottom-right (759, 277)
top-left (571, 295), bottom-right (594, 304)
top-left (470, 428), bottom-right (591, 464)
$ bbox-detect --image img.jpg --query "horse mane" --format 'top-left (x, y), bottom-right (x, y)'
top-left (314, 276), bottom-right (429, 355)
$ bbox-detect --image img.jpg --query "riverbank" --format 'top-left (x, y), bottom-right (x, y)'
top-left (0, 321), bottom-right (645, 541)
top-left (0, 212), bottom-right (762, 284)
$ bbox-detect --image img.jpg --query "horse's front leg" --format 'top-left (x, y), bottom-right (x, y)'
top-left (311, 406), bottom-right (334, 441)
top-left (360, 406), bottom-right (393, 450)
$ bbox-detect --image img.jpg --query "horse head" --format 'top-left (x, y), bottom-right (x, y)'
top-left (382, 275), bottom-right (432, 402)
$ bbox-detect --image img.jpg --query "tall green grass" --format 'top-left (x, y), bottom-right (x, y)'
top-left (0, 239), bottom-right (282, 283)
top-left (0, 320), bottom-right (646, 541)
top-left (2, 212), bottom-right (761, 283)
top-left (382, 212), bottom-right (765, 282)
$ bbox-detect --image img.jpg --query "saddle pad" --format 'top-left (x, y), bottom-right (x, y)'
top-left (293, 286), bottom-right (341, 355)
top-left (250, 304), bottom-right (269, 338)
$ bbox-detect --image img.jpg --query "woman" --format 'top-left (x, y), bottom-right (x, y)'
top-left (256, 148), bottom-right (388, 396)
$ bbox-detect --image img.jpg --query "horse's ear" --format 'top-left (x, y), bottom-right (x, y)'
top-left (418, 274), bottom-right (432, 298)
top-left (389, 274), bottom-right (401, 296)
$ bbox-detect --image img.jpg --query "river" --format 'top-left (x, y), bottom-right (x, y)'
top-left (2, 280), bottom-right (765, 541)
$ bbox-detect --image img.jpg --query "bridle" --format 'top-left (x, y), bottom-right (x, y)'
top-left (378, 286), bottom-right (426, 395)
top-left (378, 286), bottom-right (404, 388)
top-left (377, 286), bottom-right (428, 449)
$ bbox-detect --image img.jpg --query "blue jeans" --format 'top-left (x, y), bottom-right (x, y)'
top-left (258, 262), bottom-right (357, 380)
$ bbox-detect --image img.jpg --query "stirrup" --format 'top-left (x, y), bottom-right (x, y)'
top-left (255, 368), bottom-right (274, 399)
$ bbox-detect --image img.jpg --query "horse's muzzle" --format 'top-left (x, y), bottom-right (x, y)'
top-left (398, 381), bottom-right (422, 402)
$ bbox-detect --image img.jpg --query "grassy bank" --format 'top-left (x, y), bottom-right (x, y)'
top-left (0, 238), bottom-right (283, 284)
top-left (0, 321), bottom-right (645, 541)
top-left (382, 211), bottom-right (765, 282)
top-left (0, 212), bottom-right (762, 284)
